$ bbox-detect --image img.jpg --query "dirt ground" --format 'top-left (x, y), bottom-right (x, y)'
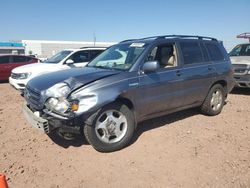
top-left (0, 83), bottom-right (250, 188)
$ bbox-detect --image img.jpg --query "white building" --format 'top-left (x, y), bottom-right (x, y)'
top-left (21, 40), bottom-right (115, 58)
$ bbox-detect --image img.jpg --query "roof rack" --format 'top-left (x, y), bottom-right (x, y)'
top-left (156, 35), bottom-right (217, 41)
top-left (120, 35), bottom-right (217, 43)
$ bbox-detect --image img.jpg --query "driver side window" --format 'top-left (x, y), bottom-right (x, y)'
top-left (146, 44), bottom-right (177, 69)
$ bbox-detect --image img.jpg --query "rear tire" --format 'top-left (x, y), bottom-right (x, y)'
top-left (84, 102), bottom-right (135, 152)
top-left (201, 84), bottom-right (225, 116)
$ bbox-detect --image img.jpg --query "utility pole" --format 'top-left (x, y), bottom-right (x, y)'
top-left (93, 32), bottom-right (96, 46)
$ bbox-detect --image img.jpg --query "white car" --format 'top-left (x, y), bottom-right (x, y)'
top-left (9, 47), bottom-right (106, 90)
top-left (229, 43), bottom-right (250, 88)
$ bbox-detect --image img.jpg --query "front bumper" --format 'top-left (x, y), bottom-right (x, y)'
top-left (9, 77), bottom-right (27, 90)
top-left (234, 74), bottom-right (250, 88)
top-left (22, 104), bottom-right (50, 133)
top-left (22, 104), bottom-right (83, 134)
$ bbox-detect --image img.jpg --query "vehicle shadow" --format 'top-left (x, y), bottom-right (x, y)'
top-left (230, 87), bottom-right (250, 95)
top-left (0, 80), bottom-right (8, 84)
top-left (48, 108), bottom-right (200, 149)
top-left (130, 108), bottom-right (200, 146)
top-left (47, 131), bottom-right (89, 148)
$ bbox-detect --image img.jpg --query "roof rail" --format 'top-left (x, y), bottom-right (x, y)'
top-left (120, 35), bottom-right (217, 43)
top-left (155, 35), bottom-right (217, 41)
top-left (80, 46), bottom-right (107, 49)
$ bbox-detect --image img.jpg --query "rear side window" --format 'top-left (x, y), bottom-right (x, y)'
top-left (200, 43), bottom-right (209, 62)
top-left (205, 43), bottom-right (225, 61)
top-left (0, 56), bottom-right (10, 64)
top-left (180, 42), bottom-right (203, 64)
top-left (90, 50), bottom-right (104, 60)
top-left (13, 56), bottom-right (28, 63)
top-left (70, 51), bottom-right (90, 63)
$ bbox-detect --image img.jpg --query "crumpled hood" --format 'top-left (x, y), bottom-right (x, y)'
top-left (27, 67), bottom-right (120, 91)
top-left (230, 56), bottom-right (250, 65)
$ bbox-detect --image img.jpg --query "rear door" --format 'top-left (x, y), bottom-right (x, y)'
top-left (0, 56), bottom-right (10, 80)
top-left (177, 41), bottom-right (214, 106)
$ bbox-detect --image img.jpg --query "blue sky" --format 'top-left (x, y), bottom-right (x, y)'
top-left (0, 0), bottom-right (249, 49)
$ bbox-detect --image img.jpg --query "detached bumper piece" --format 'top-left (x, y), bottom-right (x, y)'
top-left (22, 104), bottom-right (50, 133)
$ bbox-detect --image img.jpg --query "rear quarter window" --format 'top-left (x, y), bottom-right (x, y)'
top-left (13, 56), bottom-right (29, 63)
top-left (205, 43), bottom-right (225, 61)
top-left (180, 42), bottom-right (203, 65)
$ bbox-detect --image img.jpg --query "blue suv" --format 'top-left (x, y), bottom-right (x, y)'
top-left (23, 35), bottom-right (235, 152)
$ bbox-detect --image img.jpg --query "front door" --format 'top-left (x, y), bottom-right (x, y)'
top-left (66, 50), bottom-right (90, 68)
top-left (137, 43), bottom-right (184, 120)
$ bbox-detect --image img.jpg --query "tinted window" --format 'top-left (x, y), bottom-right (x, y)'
top-left (0, 56), bottom-right (10, 64)
top-left (25, 57), bottom-right (32, 62)
top-left (205, 43), bottom-right (224, 61)
top-left (180, 42), bottom-right (203, 64)
top-left (200, 43), bottom-right (209, 62)
top-left (90, 50), bottom-right (104, 60)
top-left (70, 51), bottom-right (90, 63)
top-left (13, 56), bottom-right (28, 63)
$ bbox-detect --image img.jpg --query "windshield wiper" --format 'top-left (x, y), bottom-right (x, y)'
top-left (91, 65), bottom-right (111, 69)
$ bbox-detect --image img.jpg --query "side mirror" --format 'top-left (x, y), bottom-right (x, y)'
top-left (65, 59), bottom-right (74, 64)
top-left (142, 61), bottom-right (160, 73)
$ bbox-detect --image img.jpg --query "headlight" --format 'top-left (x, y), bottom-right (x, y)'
top-left (45, 83), bottom-right (71, 98)
top-left (16, 72), bottom-right (31, 79)
top-left (46, 97), bottom-right (70, 113)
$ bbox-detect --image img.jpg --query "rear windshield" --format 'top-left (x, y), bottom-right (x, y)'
top-left (229, 44), bottom-right (250, 56)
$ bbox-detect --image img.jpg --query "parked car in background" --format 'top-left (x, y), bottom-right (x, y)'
top-left (22, 35), bottom-right (235, 152)
top-left (229, 43), bottom-right (250, 88)
top-left (0, 55), bottom-right (39, 81)
top-left (9, 47), bottom-right (106, 90)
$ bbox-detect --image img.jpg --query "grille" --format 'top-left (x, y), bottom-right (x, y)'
top-left (233, 64), bottom-right (248, 75)
top-left (11, 73), bottom-right (21, 79)
top-left (25, 85), bottom-right (41, 109)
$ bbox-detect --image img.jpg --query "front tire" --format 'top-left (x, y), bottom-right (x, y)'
top-left (84, 102), bottom-right (135, 152)
top-left (201, 84), bottom-right (226, 116)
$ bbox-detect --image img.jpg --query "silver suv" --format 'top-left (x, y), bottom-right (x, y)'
top-left (230, 43), bottom-right (250, 88)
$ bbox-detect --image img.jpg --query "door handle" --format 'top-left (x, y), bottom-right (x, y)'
top-left (176, 70), bottom-right (182, 76)
top-left (208, 67), bottom-right (213, 71)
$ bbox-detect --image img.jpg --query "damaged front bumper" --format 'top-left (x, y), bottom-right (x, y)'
top-left (22, 104), bottom-right (83, 135)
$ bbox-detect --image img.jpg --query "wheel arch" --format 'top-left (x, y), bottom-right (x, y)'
top-left (211, 80), bottom-right (228, 96)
